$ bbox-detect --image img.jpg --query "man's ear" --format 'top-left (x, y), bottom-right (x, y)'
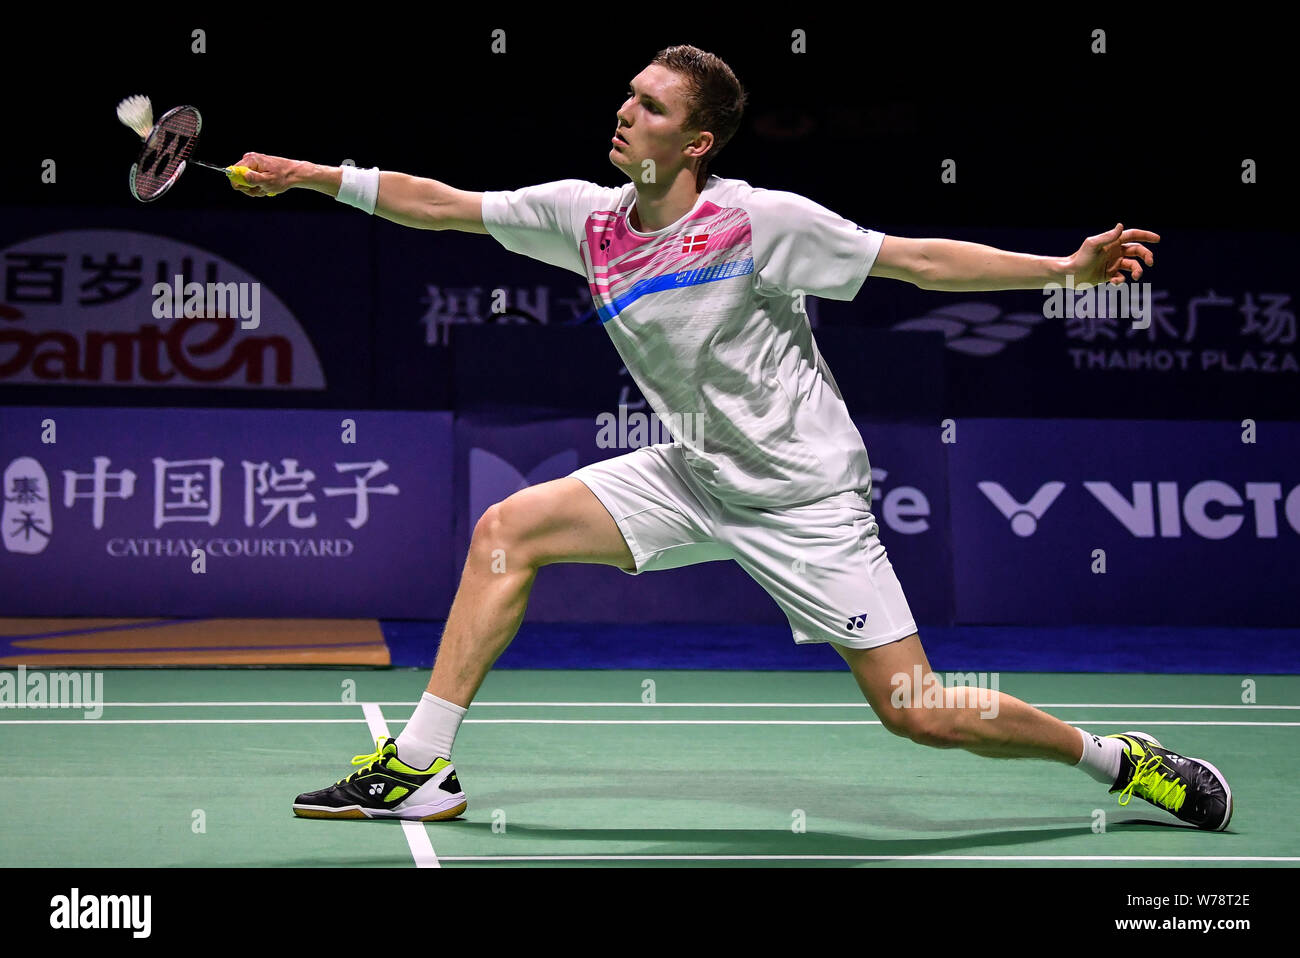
top-left (686, 131), bottom-right (714, 159)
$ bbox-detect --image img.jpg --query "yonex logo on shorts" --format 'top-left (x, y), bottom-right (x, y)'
top-left (845, 613), bottom-right (869, 632)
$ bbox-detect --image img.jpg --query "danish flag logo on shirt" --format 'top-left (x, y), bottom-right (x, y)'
top-left (682, 233), bottom-right (709, 253)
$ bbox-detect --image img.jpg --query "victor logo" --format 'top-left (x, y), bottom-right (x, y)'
top-left (1085, 480), bottom-right (1300, 539)
top-left (978, 479), bottom-right (1300, 539)
top-left (977, 481), bottom-right (1066, 536)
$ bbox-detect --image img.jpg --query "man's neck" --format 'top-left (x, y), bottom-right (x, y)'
top-left (630, 173), bottom-right (704, 232)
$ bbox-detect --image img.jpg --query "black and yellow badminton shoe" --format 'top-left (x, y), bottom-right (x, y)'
top-left (292, 736), bottom-right (467, 821)
top-left (1107, 731), bottom-right (1232, 831)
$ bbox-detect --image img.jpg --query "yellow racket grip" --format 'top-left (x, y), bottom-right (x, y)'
top-left (226, 165), bottom-right (280, 196)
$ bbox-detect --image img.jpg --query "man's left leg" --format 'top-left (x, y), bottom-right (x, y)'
top-left (723, 489), bottom-right (1233, 831)
top-left (832, 632), bottom-right (1081, 762)
top-left (833, 632), bottom-right (1233, 830)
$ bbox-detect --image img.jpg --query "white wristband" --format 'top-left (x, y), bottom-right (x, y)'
top-left (336, 165), bottom-right (380, 214)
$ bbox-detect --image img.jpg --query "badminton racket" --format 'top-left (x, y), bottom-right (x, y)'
top-left (116, 94), bottom-right (278, 202)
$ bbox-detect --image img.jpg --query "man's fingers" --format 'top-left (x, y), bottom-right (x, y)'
top-left (1120, 228), bottom-right (1160, 244)
top-left (1115, 256), bottom-right (1142, 280)
top-left (1122, 242), bottom-right (1155, 266)
top-left (1088, 222), bottom-right (1124, 250)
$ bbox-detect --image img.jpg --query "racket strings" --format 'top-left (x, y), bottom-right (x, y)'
top-left (132, 106), bottom-right (202, 201)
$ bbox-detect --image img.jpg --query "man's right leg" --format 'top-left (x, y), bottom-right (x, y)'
top-left (291, 476), bottom-right (634, 820)
top-left (427, 476), bottom-right (636, 708)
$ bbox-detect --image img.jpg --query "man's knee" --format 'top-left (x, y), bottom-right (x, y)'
top-left (471, 495), bottom-right (543, 571)
top-left (878, 705), bottom-right (963, 749)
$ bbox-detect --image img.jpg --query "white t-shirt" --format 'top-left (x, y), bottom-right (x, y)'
top-left (480, 175), bottom-right (884, 508)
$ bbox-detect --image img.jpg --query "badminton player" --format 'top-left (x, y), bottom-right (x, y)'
top-left (233, 45), bottom-right (1232, 831)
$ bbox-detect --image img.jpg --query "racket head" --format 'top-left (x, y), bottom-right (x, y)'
top-left (128, 104), bottom-right (203, 202)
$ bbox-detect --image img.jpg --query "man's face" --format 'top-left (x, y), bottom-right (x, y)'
top-left (610, 64), bottom-right (704, 183)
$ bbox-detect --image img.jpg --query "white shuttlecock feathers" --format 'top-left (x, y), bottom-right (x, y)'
top-left (116, 95), bottom-right (154, 139)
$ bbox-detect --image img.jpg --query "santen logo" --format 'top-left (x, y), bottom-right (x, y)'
top-left (0, 229), bottom-right (325, 389)
top-left (979, 480), bottom-right (1300, 539)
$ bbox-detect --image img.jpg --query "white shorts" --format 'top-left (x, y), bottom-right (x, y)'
top-left (570, 443), bottom-right (918, 649)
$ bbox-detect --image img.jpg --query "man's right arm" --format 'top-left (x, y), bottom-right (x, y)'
top-left (232, 154), bottom-right (487, 234)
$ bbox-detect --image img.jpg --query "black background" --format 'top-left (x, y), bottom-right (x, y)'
top-left (2, 10), bottom-right (1293, 232)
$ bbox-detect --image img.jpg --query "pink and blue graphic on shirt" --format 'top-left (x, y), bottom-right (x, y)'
top-left (582, 200), bottom-right (755, 323)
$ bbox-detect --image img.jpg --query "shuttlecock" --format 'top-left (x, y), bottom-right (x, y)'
top-left (116, 95), bottom-right (154, 139)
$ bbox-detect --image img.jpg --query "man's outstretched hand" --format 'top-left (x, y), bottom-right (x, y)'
top-left (1065, 223), bottom-right (1160, 287)
top-left (228, 153), bottom-right (300, 197)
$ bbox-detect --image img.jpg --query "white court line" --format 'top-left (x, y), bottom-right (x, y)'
top-left (0, 718), bottom-right (368, 724)
top-left (4, 717), bottom-right (1300, 727)
top-left (360, 703), bottom-right (439, 870)
top-left (436, 854), bottom-right (1300, 864)
top-left (42, 701), bottom-right (1300, 709)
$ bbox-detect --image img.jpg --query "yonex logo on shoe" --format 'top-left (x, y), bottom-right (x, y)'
top-left (368, 783), bottom-right (385, 796)
top-left (845, 614), bottom-right (868, 631)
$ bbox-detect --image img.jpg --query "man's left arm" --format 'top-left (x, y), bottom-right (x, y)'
top-left (869, 223), bottom-right (1159, 292)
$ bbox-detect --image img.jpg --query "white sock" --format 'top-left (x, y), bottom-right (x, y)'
top-left (1075, 727), bottom-right (1125, 785)
top-left (395, 692), bottom-right (467, 769)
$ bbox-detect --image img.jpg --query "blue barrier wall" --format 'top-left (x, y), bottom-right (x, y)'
top-left (4, 408), bottom-right (1295, 627)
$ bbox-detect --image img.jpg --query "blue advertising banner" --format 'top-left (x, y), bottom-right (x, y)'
top-left (822, 226), bottom-right (1300, 420)
top-left (4, 207), bottom-right (1294, 422)
top-left (0, 208), bottom-right (380, 408)
top-left (947, 419), bottom-right (1300, 626)
top-left (0, 408), bottom-right (454, 617)
top-left (445, 325), bottom-right (946, 421)
top-left (5, 407), bottom-right (1294, 627)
